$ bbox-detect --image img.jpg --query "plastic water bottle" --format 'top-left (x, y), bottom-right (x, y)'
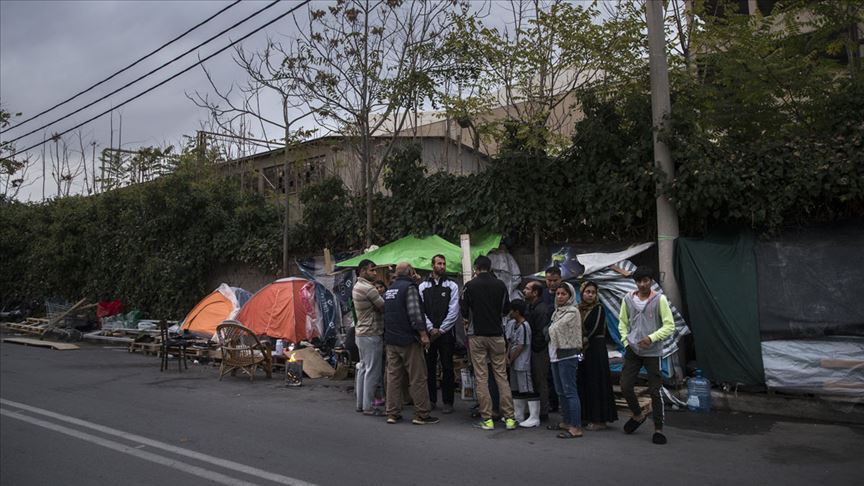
top-left (275, 339), bottom-right (284, 355)
top-left (687, 369), bottom-right (711, 413)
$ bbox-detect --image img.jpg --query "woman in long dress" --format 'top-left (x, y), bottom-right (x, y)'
top-left (577, 281), bottom-right (618, 430)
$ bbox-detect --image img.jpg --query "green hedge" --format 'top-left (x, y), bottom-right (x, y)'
top-left (0, 170), bottom-right (281, 319)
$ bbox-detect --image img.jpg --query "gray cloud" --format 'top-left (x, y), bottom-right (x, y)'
top-left (1, 0), bottom-right (305, 201)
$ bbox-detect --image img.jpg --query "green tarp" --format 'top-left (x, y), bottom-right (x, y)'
top-left (336, 232), bottom-right (502, 274)
top-left (676, 231), bottom-right (765, 385)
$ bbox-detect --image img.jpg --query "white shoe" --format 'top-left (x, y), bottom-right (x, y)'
top-left (513, 398), bottom-right (527, 423)
top-left (520, 400), bottom-right (540, 428)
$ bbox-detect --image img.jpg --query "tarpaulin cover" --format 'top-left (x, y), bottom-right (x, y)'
top-left (762, 339), bottom-right (864, 397)
top-left (236, 278), bottom-right (315, 343)
top-left (300, 276), bottom-right (341, 341)
top-left (97, 300), bottom-right (123, 319)
top-left (755, 223), bottom-right (864, 339)
top-left (336, 232), bottom-right (502, 274)
top-left (536, 242), bottom-right (654, 279)
top-left (537, 246), bottom-right (689, 379)
top-left (676, 232), bottom-right (765, 385)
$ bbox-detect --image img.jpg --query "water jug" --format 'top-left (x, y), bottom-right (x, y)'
top-left (687, 369), bottom-right (711, 413)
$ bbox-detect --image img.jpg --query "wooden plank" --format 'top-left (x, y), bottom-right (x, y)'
top-left (2, 337), bottom-right (80, 350)
top-left (821, 359), bottom-right (864, 370)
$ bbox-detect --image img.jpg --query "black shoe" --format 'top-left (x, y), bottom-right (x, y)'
top-left (412, 416), bottom-right (440, 425)
top-left (652, 431), bottom-right (667, 444)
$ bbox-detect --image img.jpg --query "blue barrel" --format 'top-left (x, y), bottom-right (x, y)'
top-left (687, 369), bottom-right (711, 413)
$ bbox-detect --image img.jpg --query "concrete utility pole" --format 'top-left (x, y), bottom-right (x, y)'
top-left (646, 0), bottom-right (682, 308)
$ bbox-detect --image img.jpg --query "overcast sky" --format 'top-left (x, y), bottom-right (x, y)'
top-left (1, 0), bottom-right (316, 201)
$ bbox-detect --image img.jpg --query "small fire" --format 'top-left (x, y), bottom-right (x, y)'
top-left (288, 352), bottom-right (297, 362)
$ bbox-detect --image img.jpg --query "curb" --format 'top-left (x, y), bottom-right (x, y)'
top-left (710, 389), bottom-right (864, 425)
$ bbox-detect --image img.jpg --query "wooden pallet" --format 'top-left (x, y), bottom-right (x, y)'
top-left (2, 322), bottom-right (46, 335)
top-left (128, 341), bottom-right (160, 356)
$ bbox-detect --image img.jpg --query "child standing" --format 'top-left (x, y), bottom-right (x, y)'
top-left (508, 299), bottom-right (540, 427)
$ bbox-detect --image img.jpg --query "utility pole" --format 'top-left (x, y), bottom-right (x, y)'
top-left (646, 0), bottom-right (682, 308)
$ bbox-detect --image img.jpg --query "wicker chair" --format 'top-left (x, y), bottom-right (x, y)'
top-left (215, 321), bottom-right (273, 382)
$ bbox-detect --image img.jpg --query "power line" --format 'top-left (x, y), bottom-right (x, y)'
top-left (4, 0), bottom-right (281, 145)
top-left (15, 0), bottom-right (312, 155)
top-left (1, 0), bottom-right (242, 134)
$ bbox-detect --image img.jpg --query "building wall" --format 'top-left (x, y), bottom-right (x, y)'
top-left (220, 136), bottom-right (490, 223)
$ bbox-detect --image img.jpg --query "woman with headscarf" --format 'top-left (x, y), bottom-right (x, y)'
top-left (547, 282), bottom-right (583, 439)
top-left (577, 281), bottom-right (618, 430)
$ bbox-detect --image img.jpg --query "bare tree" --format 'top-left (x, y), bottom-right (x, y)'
top-left (0, 106), bottom-right (31, 200)
top-left (288, 0), bottom-right (458, 247)
top-left (189, 39), bottom-right (315, 276)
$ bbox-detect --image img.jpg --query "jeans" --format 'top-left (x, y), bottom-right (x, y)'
top-left (551, 358), bottom-right (582, 428)
top-left (356, 335), bottom-right (384, 412)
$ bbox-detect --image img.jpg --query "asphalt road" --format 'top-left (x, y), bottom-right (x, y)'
top-left (1, 336), bottom-right (862, 486)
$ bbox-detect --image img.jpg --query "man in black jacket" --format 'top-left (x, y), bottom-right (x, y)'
top-left (419, 254), bottom-right (460, 414)
top-left (523, 280), bottom-right (551, 420)
top-left (461, 255), bottom-right (515, 430)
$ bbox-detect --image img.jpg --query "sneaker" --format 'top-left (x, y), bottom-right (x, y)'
top-left (412, 415), bottom-right (440, 425)
top-left (505, 418), bottom-right (517, 430)
top-left (372, 398), bottom-right (385, 407)
top-left (386, 415), bottom-right (403, 424)
top-left (474, 419), bottom-right (494, 430)
top-left (441, 404), bottom-right (454, 414)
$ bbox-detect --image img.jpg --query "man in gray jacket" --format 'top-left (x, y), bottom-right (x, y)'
top-left (618, 266), bottom-right (675, 445)
top-left (352, 259), bottom-right (385, 415)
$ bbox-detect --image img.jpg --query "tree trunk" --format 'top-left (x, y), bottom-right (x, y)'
top-left (282, 125), bottom-right (291, 277)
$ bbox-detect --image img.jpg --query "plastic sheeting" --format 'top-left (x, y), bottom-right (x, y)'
top-left (762, 339), bottom-right (864, 397)
top-left (297, 266), bottom-right (342, 341)
top-left (536, 242), bottom-right (655, 279)
top-left (488, 249), bottom-right (522, 300)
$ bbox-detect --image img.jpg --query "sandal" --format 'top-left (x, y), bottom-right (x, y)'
top-left (584, 423), bottom-right (608, 431)
top-left (546, 422), bottom-right (568, 431)
top-left (557, 429), bottom-right (583, 439)
top-left (623, 415), bottom-right (647, 434)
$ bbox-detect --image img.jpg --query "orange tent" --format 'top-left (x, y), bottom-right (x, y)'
top-left (181, 284), bottom-right (248, 338)
top-left (236, 278), bottom-right (315, 343)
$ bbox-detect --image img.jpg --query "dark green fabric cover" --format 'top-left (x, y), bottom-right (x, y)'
top-left (676, 231), bottom-right (765, 385)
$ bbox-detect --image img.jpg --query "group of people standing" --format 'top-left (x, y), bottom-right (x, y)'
top-left (351, 253), bottom-right (674, 445)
